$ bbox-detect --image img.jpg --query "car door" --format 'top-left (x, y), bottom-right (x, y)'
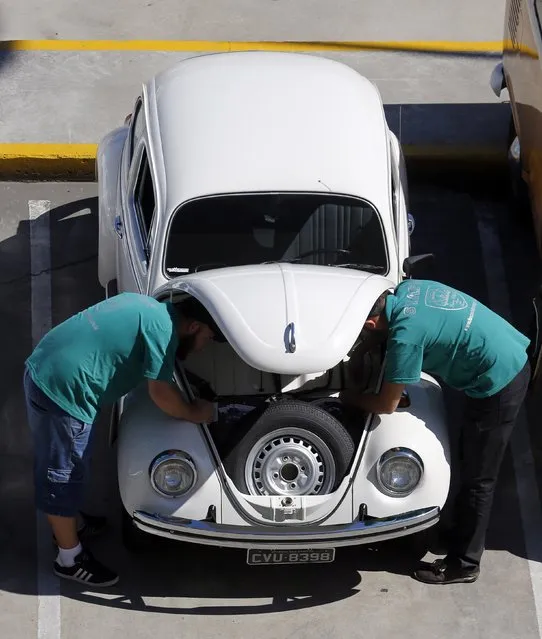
top-left (116, 99), bottom-right (158, 294)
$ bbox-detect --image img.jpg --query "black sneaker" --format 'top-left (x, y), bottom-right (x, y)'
top-left (52, 511), bottom-right (107, 546)
top-left (54, 548), bottom-right (119, 587)
top-left (413, 557), bottom-right (480, 585)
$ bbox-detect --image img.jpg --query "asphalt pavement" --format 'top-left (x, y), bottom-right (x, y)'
top-left (1, 0), bottom-right (506, 41)
top-left (1, 166), bottom-right (542, 639)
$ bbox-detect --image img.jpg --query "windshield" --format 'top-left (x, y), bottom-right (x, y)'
top-left (164, 193), bottom-right (388, 276)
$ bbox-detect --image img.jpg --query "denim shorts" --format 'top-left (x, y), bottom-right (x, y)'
top-left (23, 366), bottom-right (93, 517)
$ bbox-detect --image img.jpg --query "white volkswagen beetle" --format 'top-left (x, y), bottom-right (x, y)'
top-left (97, 51), bottom-right (449, 564)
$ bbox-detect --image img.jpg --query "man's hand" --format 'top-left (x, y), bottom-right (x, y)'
top-left (148, 380), bottom-right (215, 423)
top-left (188, 398), bottom-right (215, 424)
top-left (340, 381), bottom-right (405, 415)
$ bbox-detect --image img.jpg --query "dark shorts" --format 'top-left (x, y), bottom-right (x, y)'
top-left (23, 366), bottom-right (93, 517)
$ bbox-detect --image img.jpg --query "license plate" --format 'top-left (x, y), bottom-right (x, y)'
top-left (246, 548), bottom-right (335, 565)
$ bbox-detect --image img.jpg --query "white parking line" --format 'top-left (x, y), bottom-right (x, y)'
top-left (475, 201), bottom-right (542, 637)
top-left (29, 199), bottom-right (61, 639)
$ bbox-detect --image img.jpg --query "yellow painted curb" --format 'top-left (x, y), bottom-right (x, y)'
top-left (0, 143), bottom-right (507, 180)
top-left (0, 144), bottom-right (97, 179)
top-left (0, 38), bottom-right (506, 55)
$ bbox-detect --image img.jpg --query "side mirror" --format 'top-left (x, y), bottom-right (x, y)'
top-left (403, 253), bottom-right (435, 279)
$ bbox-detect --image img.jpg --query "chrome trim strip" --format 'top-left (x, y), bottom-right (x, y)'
top-left (132, 506), bottom-right (439, 549)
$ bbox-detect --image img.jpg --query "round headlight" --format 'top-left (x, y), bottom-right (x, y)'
top-left (376, 448), bottom-right (423, 497)
top-left (149, 451), bottom-right (197, 498)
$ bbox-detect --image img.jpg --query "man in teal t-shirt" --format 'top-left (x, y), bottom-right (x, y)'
top-left (24, 292), bottom-right (225, 587)
top-left (341, 279), bottom-right (531, 585)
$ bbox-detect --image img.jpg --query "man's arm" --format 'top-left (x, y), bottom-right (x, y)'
top-left (148, 380), bottom-right (214, 423)
top-left (342, 381), bottom-right (406, 415)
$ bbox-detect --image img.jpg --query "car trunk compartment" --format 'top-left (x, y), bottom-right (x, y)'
top-left (177, 335), bottom-right (384, 496)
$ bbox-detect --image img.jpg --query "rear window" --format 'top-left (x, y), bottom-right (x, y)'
top-left (164, 193), bottom-right (388, 276)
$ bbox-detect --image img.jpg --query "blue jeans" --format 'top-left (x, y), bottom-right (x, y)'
top-left (24, 366), bottom-right (93, 517)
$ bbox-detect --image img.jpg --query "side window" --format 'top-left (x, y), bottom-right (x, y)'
top-left (134, 147), bottom-right (156, 246)
top-left (129, 98), bottom-right (145, 161)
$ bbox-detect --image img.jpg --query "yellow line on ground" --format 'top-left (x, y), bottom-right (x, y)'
top-left (0, 39), bottom-right (505, 54)
top-left (0, 143), bottom-right (97, 158)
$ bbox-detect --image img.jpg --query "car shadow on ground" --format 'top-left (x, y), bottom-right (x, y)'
top-left (62, 506), bottom-right (433, 616)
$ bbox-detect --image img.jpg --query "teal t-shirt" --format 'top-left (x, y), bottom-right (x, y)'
top-left (383, 280), bottom-right (530, 398)
top-left (26, 292), bottom-right (179, 423)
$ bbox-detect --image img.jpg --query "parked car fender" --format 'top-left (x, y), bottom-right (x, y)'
top-left (352, 373), bottom-right (450, 518)
top-left (97, 125), bottom-right (128, 289)
top-left (117, 384), bottom-right (223, 520)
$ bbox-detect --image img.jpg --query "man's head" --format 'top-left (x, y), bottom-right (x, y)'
top-left (175, 296), bottom-right (226, 359)
top-left (363, 290), bottom-right (390, 333)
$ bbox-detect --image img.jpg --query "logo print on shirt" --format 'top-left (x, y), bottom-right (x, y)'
top-left (405, 284), bottom-right (421, 306)
top-left (425, 286), bottom-right (468, 311)
top-left (404, 306), bottom-right (417, 316)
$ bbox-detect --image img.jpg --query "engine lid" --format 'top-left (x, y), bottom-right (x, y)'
top-left (154, 263), bottom-right (394, 374)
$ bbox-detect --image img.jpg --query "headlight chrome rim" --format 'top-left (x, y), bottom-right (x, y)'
top-left (149, 450), bottom-right (197, 498)
top-left (376, 447), bottom-right (423, 497)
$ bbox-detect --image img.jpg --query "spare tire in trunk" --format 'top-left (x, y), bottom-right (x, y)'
top-left (223, 399), bottom-right (355, 496)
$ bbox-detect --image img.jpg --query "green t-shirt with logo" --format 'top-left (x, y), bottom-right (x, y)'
top-left (26, 292), bottom-right (179, 423)
top-left (384, 280), bottom-right (529, 398)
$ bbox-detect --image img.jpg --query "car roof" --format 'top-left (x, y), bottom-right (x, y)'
top-left (147, 51), bottom-right (391, 213)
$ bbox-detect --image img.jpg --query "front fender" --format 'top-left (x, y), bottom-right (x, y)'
top-left (353, 373), bottom-right (450, 518)
top-left (97, 126), bottom-right (128, 288)
top-left (117, 384), bottom-right (223, 520)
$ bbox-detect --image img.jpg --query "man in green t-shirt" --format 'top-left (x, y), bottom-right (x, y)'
top-left (24, 292), bottom-right (225, 587)
top-left (341, 279), bottom-right (531, 584)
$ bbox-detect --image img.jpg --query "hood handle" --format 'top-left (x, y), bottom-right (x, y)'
top-left (285, 322), bottom-right (296, 354)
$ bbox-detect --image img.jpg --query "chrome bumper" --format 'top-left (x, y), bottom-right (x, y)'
top-left (133, 506), bottom-right (440, 549)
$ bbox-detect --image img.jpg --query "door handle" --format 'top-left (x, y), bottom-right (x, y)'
top-left (114, 216), bottom-right (123, 239)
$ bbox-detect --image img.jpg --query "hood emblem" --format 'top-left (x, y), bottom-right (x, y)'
top-left (284, 322), bottom-right (296, 354)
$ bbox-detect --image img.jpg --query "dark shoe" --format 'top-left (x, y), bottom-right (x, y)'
top-left (413, 557), bottom-right (480, 585)
top-left (54, 548), bottom-right (119, 587)
top-left (52, 512), bottom-right (107, 546)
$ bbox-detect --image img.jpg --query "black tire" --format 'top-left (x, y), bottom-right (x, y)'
top-left (121, 508), bottom-right (153, 553)
top-left (223, 399), bottom-right (355, 495)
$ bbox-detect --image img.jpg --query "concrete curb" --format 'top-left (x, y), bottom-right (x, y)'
top-left (0, 144), bottom-right (97, 180)
top-left (0, 143), bottom-right (507, 181)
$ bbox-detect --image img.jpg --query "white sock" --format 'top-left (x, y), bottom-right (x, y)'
top-left (56, 543), bottom-right (82, 568)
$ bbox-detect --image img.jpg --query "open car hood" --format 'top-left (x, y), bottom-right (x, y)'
top-left (154, 264), bottom-right (394, 374)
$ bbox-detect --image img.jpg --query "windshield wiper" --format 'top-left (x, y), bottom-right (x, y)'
top-left (332, 263), bottom-right (386, 273)
top-left (261, 260), bottom-right (385, 273)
